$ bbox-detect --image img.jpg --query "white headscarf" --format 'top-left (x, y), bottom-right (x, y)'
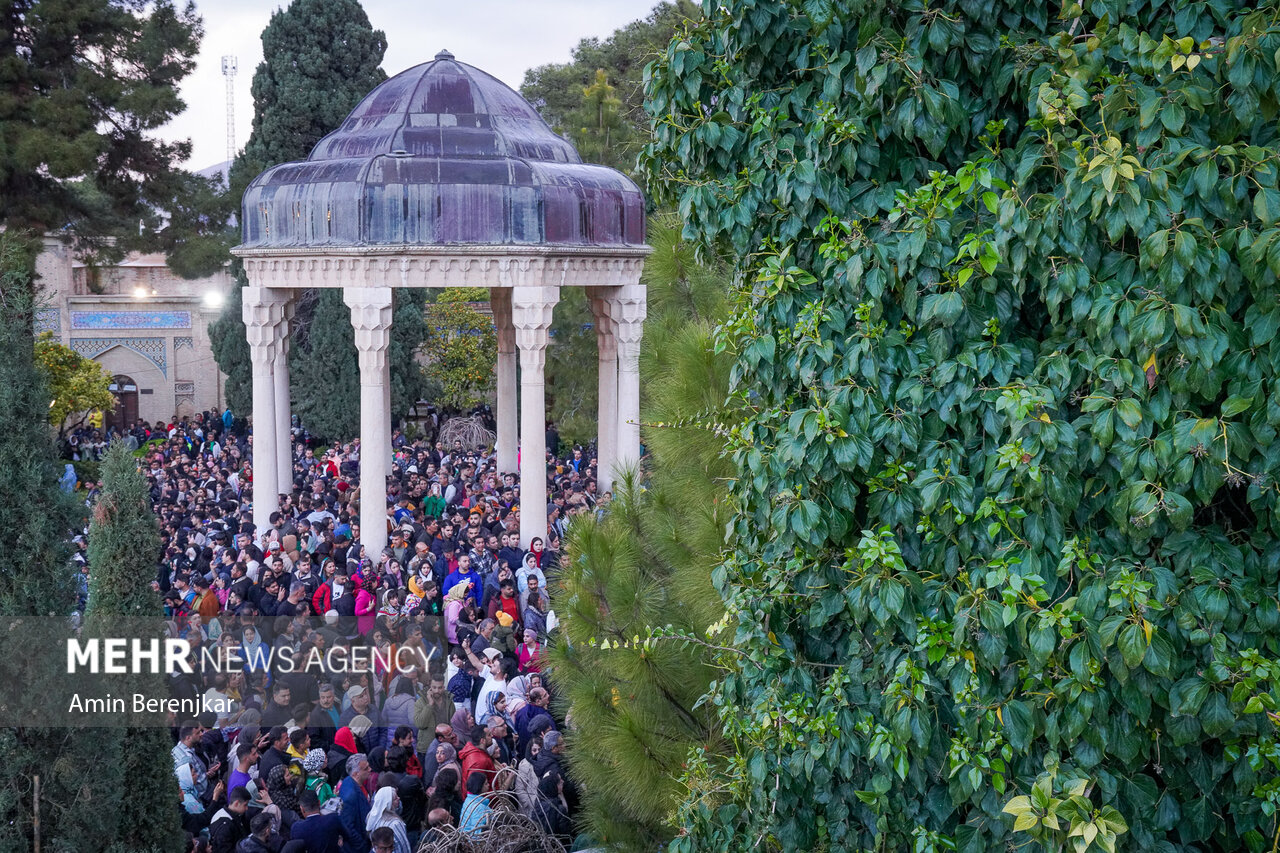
top-left (365, 786), bottom-right (411, 852)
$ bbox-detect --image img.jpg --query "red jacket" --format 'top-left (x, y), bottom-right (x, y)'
top-left (459, 742), bottom-right (497, 788)
top-left (312, 581), bottom-right (335, 615)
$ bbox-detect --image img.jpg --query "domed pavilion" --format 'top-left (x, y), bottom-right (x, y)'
top-left (232, 51), bottom-right (650, 551)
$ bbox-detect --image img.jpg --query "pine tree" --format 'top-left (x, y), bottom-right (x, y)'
top-left (80, 443), bottom-right (183, 853)
top-left (210, 0), bottom-right (427, 440)
top-left (549, 218), bottom-right (734, 849)
top-left (0, 0), bottom-right (202, 271)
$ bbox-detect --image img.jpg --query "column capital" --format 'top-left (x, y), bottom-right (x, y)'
top-left (344, 287), bottom-right (393, 378)
top-left (343, 287), bottom-right (394, 336)
top-left (587, 288), bottom-right (619, 358)
top-left (243, 287), bottom-right (288, 363)
top-left (610, 283), bottom-right (647, 346)
top-left (511, 285), bottom-right (559, 370)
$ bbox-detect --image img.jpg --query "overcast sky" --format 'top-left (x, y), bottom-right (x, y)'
top-left (160, 0), bottom-right (659, 170)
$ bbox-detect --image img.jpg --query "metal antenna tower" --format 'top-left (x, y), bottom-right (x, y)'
top-left (221, 55), bottom-right (238, 163)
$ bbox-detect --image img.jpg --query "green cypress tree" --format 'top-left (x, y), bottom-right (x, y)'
top-left (82, 443), bottom-right (182, 852)
top-left (291, 289), bottom-right (362, 440)
top-left (0, 236), bottom-right (104, 849)
top-left (211, 0), bottom-right (426, 439)
top-left (549, 218), bottom-right (734, 849)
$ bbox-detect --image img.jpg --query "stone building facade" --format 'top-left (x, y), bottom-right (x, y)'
top-left (34, 237), bottom-right (233, 428)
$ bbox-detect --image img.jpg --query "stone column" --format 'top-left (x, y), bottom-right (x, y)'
top-left (274, 293), bottom-right (295, 493)
top-left (344, 286), bottom-right (394, 556)
top-left (243, 287), bottom-right (285, 542)
top-left (490, 287), bottom-right (518, 477)
top-left (588, 287), bottom-right (619, 496)
top-left (511, 285), bottom-right (559, 548)
top-left (612, 283), bottom-right (647, 473)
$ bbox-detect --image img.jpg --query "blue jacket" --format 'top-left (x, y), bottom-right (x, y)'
top-left (289, 812), bottom-right (347, 853)
top-left (443, 568), bottom-right (483, 608)
top-left (337, 777), bottom-right (371, 853)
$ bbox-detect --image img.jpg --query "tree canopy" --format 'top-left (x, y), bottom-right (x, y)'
top-left (227, 0), bottom-right (387, 199)
top-left (420, 291), bottom-right (496, 412)
top-left (34, 333), bottom-right (114, 436)
top-left (644, 0), bottom-right (1280, 850)
top-left (0, 0), bottom-right (203, 269)
top-left (520, 0), bottom-right (697, 178)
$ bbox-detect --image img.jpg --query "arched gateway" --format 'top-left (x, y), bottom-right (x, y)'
top-left (232, 50), bottom-right (650, 552)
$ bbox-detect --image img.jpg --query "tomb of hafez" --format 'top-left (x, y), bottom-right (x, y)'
top-left (232, 50), bottom-right (651, 554)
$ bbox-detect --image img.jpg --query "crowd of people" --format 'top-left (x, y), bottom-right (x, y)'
top-left (66, 409), bottom-right (608, 853)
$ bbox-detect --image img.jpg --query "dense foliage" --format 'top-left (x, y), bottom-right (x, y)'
top-left (420, 291), bottom-right (497, 411)
top-left (209, 0), bottom-right (428, 435)
top-left (551, 216), bottom-right (733, 850)
top-left (34, 333), bottom-right (114, 435)
top-left (643, 0), bottom-right (1280, 850)
top-left (83, 443), bottom-right (183, 852)
top-left (520, 0), bottom-right (698, 179)
top-left (0, 236), bottom-right (124, 851)
top-left (0, 0), bottom-right (202, 265)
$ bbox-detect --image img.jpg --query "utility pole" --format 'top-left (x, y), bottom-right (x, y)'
top-left (221, 56), bottom-right (238, 163)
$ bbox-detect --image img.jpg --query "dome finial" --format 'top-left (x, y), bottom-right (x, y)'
top-left (434, 49), bottom-right (454, 61)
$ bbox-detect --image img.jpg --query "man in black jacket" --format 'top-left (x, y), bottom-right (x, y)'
top-left (257, 726), bottom-right (291, 782)
top-left (208, 786), bottom-right (251, 853)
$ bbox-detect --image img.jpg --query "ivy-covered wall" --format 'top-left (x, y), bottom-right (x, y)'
top-left (644, 0), bottom-right (1280, 850)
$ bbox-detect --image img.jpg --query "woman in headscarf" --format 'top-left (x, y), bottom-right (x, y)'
top-left (516, 628), bottom-right (544, 674)
top-left (505, 674), bottom-right (532, 716)
top-left (365, 786), bottom-right (412, 853)
top-left (327, 725), bottom-right (358, 787)
top-left (443, 579), bottom-right (470, 645)
top-left (450, 706), bottom-right (474, 736)
top-left (516, 551), bottom-right (547, 596)
top-left (528, 537), bottom-right (547, 570)
top-left (431, 741), bottom-right (462, 787)
top-left (241, 625), bottom-right (268, 672)
top-left (484, 691), bottom-right (515, 735)
top-left (355, 573), bottom-right (379, 637)
top-left (265, 763), bottom-right (303, 830)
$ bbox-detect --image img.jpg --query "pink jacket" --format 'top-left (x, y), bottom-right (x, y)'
top-left (355, 588), bottom-right (377, 636)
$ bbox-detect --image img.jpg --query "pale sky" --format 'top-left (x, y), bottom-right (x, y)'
top-left (161, 0), bottom-right (660, 170)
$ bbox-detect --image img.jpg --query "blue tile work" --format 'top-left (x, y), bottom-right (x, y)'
top-left (174, 336), bottom-right (194, 350)
top-left (71, 311), bottom-right (192, 330)
top-left (70, 337), bottom-right (167, 376)
top-left (35, 309), bottom-right (60, 334)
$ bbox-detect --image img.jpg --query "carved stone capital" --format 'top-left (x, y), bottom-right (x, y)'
top-left (511, 286), bottom-right (559, 375)
top-left (243, 287), bottom-right (288, 364)
top-left (344, 287), bottom-right (393, 377)
top-left (610, 283), bottom-right (647, 346)
top-left (587, 287), bottom-right (619, 360)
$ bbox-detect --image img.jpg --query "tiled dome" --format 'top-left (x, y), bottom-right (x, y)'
top-left (240, 50), bottom-right (645, 249)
